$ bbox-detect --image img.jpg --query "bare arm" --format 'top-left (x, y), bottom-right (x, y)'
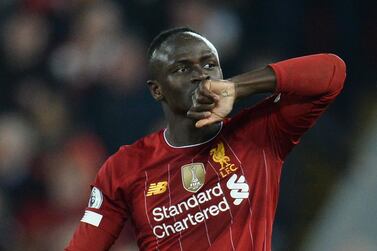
top-left (229, 66), bottom-right (276, 99)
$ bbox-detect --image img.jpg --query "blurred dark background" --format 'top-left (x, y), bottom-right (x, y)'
top-left (0, 0), bottom-right (376, 250)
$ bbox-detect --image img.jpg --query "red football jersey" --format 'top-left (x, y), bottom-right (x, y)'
top-left (66, 54), bottom-right (346, 251)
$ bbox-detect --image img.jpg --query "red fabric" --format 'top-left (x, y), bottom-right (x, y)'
top-left (65, 54), bottom-right (346, 251)
top-left (268, 53), bottom-right (346, 158)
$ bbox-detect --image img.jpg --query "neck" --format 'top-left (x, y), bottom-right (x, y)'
top-left (164, 112), bottom-right (221, 147)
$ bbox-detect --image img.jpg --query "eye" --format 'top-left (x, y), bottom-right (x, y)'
top-left (173, 65), bottom-right (189, 73)
top-left (203, 62), bottom-right (216, 70)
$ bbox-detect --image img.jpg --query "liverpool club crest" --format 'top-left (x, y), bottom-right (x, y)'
top-left (181, 163), bottom-right (206, 193)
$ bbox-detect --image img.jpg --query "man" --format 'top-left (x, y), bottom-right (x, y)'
top-left (66, 27), bottom-right (346, 251)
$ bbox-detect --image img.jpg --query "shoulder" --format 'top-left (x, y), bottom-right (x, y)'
top-left (127, 129), bottom-right (163, 154)
top-left (97, 130), bottom-right (163, 182)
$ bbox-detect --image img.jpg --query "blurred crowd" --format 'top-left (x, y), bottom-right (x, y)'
top-left (0, 0), bottom-right (376, 251)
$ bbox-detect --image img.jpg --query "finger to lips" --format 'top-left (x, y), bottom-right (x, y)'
top-left (190, 103), bottom-right (215, 112)
top-left (201, 81), bottom-right (219, 101)
top-left (196, 95), bottom-right (214, 104)
top-left (198, 89), bottom-right (217, 103)
top-left (193, 88), bottom-right (215, 104)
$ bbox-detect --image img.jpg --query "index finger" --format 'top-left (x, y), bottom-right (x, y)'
top-left (201, 80), bottom-right (220, 101)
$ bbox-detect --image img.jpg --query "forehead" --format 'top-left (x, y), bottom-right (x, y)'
top-left (154, 32), bottom-right (219, 64)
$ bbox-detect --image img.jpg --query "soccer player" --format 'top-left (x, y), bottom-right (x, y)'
top-left (65, 27), bottom-right (346, 251)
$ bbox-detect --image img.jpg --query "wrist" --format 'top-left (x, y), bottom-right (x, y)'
top-left (229, 66), bottom-right (276, 100)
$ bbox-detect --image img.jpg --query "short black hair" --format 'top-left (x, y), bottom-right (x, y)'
top-left (147, 27), bottom-right (201, 60)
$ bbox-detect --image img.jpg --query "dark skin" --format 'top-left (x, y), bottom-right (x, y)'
top-left (147, 32), bottom-right (276, 147)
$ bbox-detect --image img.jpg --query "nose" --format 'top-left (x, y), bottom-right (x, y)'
top-left (191, 66), bottom-right (210, 83)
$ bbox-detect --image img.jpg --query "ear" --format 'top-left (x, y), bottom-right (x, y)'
top-left (147, 80), bottom-right (163, 101)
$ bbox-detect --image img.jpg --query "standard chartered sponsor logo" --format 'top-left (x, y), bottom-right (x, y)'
top-left (152, 183), bottom-right (230, 239)
top-left (226, 174), bottom-right (249, 205)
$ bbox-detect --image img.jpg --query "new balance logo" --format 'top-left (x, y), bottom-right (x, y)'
top-left (226, 174), bottom-right (249, 205)
top-left (147, 181), bottom-right (168, 196)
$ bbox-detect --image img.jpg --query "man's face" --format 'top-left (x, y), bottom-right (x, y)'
top-left (150, 32), bottom-right (223, 114)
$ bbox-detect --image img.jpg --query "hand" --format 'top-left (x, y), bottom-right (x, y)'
top-left (187, 79), bottom-right (236, 128)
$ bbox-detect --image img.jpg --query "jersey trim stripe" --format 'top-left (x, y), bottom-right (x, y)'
top-left (191, 149), bottom-right (213, 248)
top-left (144, 170), bottom-right (161, 251)
top-left (229, 227), bottom-right (236, 251)
top-left (221, 136), bottom-right (255, 249)
top-left (167, 164), bottom-right (184, 251)
top-left (163, 122), bottom-right (223, 149)
top-left (197, 202), bottom-right (212, 247)
top-left (263, 150), bottom-right (269, 251)
top-left (208, 161), bottom-right (235, 249)
top-left (208, 161), bottom-right (234, 222)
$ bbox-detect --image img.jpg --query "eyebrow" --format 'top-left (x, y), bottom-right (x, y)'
top-left (173, 53), bottom-right (217, 65)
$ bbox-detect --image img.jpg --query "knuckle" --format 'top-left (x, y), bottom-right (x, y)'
top-left (190, 106), bottom-right (197, 112)
top-left (200, 86), bottom-right (208, 94)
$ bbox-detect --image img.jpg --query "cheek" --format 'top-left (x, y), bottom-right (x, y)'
top-left (161, 79), bottom-right (193, 109)
top-left (210, 68), bottom-right (223, 79)
top-left (164, 76), bottom-right (192, 96)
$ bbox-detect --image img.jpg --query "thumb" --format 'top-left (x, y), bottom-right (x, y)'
top-left (195, 113), bottom-right (223, 128)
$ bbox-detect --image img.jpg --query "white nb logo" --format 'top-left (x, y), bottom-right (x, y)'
top-left (226, 174), bottom-right (249, 205)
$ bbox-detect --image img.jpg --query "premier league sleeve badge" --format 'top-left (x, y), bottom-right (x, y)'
top-left (88, 187), bottom-right (103, 209)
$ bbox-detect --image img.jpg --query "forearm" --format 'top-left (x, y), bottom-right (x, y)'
top-left (228, 66), bottom-right (276, 101)
top-left (229, 53), bottom-right (346, 100)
